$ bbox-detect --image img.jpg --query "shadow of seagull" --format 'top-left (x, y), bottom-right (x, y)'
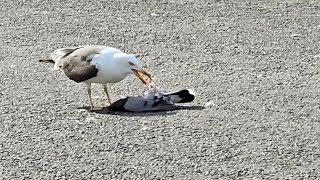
top-left (77, 105), bottom-right (205, 117)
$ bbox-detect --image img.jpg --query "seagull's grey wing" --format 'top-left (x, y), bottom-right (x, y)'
top-left (59, 46), bottom-right (105, 83)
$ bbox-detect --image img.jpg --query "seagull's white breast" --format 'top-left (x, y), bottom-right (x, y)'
top-left (86, 48), bottom-right (130, 83)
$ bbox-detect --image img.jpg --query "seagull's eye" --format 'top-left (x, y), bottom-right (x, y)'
top-left (128, 62), bottom-right (134, 66)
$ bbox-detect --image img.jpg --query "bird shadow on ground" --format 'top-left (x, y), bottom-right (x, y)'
top-left (77, 105), bottom-right (205, 117)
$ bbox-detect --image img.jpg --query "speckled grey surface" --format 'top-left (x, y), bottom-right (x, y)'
top-left (1, 0), bottom-right (320, 179)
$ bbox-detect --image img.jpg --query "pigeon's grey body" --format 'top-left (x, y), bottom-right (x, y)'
top-left (108, 88), bottom-right (195, 112)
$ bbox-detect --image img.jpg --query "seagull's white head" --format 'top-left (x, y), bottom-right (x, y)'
top-left (117, 54), bottom-right (153, 86)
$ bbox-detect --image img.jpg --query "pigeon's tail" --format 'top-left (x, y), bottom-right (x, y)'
top-left (165, 89), bottom-right (195, 103)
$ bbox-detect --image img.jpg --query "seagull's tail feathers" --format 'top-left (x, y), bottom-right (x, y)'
top-left (39, 46), bottom-right (84, 71)
top-left (38, 58), bottom-right (60, 71)
top-left (164, 89), bottom-right (195, 103)
top-left (50, 46), bottom-right (83, 62)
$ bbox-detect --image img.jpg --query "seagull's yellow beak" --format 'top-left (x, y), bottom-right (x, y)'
top-left (131, 69), bottom-right (152, 85)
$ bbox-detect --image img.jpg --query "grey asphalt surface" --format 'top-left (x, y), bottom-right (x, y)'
top-left (1, 0), bottom-right (320, 179)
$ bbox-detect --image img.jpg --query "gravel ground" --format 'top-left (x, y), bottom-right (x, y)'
top-left (1, 0), bottom-right (320, 179)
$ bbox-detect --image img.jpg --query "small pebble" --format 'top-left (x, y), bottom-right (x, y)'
top-left (74, 120), bottom-right (85, 125)
top-left (192, 113), bottom-right (200, 117)
top-left (150, 13), bottom-right (159, 17)
top-left (141, 126), bottom-right (148, 131)
top-left (79, 109), bottom-right (87, 113)
top-left (86, 116), bottom-right (97, 122)
top-left (291, 33), bottom-right (302, 38)
top-left (205, 102), bottom-right (215, 107)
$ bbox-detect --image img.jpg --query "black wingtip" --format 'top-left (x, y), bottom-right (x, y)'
top-left (176, 89), bottom-right (195, 103)
top-left (167, 89), bottom-right (195, 103)
top-left (39, 59), bottom-right (55, 63)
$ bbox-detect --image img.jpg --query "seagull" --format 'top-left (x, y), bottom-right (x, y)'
top-left (39, 45), bottom-right (153, 110)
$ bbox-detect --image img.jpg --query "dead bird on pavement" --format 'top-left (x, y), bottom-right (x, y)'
top-left (108, 86), bottom-right (195, 112)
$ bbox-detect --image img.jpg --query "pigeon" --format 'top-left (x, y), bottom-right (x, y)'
top-left (108, 86), bottom-right (195, 112)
